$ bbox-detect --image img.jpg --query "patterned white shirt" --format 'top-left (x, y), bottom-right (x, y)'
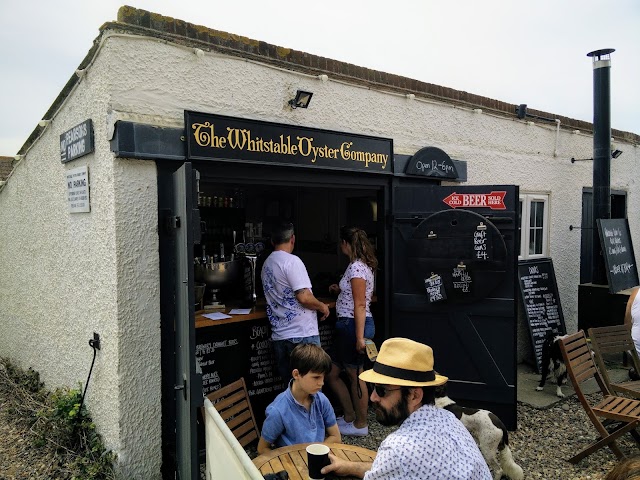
top-left (365, 404), bottom-right (491, 480)
top-left (336, 260), bottom-right (374, 318)
top-left (261, 250), bottom-right (319, 340)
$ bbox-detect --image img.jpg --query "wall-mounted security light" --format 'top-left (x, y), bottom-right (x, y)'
top-left (13, 154), bottom-right (24, 161)
top-left (75, 69), bottom-right (86, 78)
top-left (571, 149), bottom-right (623, 163)
top-left (193, 48), bottom-right (205, 58)
top-left (38, 119), bottom-right (51, 128)
top-left (288, 90), bottom-right (313, 109)
top-left (317, 74), bottom-right (328, 82)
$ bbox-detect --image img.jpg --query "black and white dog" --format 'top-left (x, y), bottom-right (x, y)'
top-left (434, 383), bottom-right (524, 480)
top-left (536, 330), bottom-right (568, 398)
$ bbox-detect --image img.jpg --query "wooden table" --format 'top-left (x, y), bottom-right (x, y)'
top-left (252, 442), bottom-right (376, 480)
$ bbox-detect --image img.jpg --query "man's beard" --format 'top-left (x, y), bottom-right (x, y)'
top-left (374, 395), bottom-right (411, 426)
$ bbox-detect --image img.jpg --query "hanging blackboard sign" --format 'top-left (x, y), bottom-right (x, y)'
top-left (473, 223), bottom-right (491, 261)
top-left (424, 274), bottom-right (446, 303)
top-left (597, 218), bottom-right (639, 293)
top-left (451, 265), bottom-right (473, 294)
top-left (518, 258), bottom-right (566, 373)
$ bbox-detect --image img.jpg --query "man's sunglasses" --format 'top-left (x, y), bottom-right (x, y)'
top-left (373, 384), bottom-right (402, 398)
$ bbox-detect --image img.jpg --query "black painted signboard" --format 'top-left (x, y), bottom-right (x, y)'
top-left (196, 319), bottom-right (284, 427)
top-left (518, 258), bottom-right (566, 373)
top-left (424, 274), bottom-right (446, 303)
top-left (404, 146), bottom-right (459, 179)
top-left (196, 317), bottom-right (335, 426)
top-left (60, 119), bottom-right (94, 163)
top-left (597, 218), bottom-right (639, 293)
top-left (185, 111), bottom-right (393, 174)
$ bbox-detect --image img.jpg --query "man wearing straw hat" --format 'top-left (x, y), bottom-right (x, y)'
top-left (321, 337), bottom-right (491, 479)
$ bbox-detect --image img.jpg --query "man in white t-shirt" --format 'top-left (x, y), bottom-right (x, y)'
top-left (261, 222), bottom-right (330, 380)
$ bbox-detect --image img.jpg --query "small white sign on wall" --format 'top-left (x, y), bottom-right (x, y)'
top-left (66, 166), bottom-right (90, 213)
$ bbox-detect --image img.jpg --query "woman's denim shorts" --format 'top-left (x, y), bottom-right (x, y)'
top-left (332, 316), bottom-right (374, 368)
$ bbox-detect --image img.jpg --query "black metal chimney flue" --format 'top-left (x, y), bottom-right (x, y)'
top-left (587, 48), bottom-right (615, 285)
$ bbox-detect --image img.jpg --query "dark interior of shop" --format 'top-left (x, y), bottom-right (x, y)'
top-left (195, 180), bottom-right (380, 307)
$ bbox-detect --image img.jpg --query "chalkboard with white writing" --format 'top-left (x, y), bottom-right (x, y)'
top-left (597, 218), bottom-right (639, 293)
top-left (424, 274), bottom-right (447, 303)
top-left (196, 317), bottom-right (336, 427)
top-left (518, 258), bottom-right (566, 373)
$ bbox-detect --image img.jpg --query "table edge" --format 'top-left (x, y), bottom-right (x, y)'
top-left (252, 442), bottom-right (376, 468)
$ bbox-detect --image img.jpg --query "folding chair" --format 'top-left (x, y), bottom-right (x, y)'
top-left (203, 397), bottom-right (264, 480)
top-left (589, 325), bottom-right (640, 400)
top-left (558, 330), bottom-right (640, 463)
top-left (204, 377), bottom-right (259, 448)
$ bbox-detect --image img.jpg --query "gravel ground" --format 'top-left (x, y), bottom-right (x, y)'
top-left (332, 397), bottom-right (638, 480)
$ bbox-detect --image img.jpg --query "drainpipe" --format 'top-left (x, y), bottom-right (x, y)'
top-left (587, 48), bottom-right (614, 285)
top-left (553, 119), bottom-right (561, 157)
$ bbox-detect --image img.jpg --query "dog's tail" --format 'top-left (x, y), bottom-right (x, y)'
top-left (498, 443), bottom-right (524, 480)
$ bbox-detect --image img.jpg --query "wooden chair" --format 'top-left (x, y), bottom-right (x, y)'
top-left (558, 330), bottom-right (640, 463)
top-left (204, 377), bottom-right (259, 448)
top-left (589, 325), bottom-right (640, 400)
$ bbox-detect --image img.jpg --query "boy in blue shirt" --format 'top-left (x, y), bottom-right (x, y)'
top-left (258, 344), bottom-right (341, 454)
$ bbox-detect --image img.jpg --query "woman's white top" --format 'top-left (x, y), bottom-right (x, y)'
top-left (335, 260), bottom-right (374, 318)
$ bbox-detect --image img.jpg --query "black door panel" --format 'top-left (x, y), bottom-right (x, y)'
top-left (391, 184), bottom-right (518, 429)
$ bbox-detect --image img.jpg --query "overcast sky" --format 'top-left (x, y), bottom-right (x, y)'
top-left (1, 0), bottom-right (638, 155)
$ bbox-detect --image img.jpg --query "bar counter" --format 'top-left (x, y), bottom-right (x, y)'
top-left (195, 297), bottom-right (336, 328)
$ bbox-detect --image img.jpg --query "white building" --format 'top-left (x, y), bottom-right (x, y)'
top-left (0, 6), bottom-right (638, 479)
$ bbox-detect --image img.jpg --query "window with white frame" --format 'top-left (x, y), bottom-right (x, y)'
top-left (519, 194), bottom-right (549, 259)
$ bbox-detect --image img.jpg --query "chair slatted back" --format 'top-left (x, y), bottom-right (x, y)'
top-left (589, 325), bottom-right (640, 399)
top-left (559, 332), bottom-right (610, 435)
top-left (558, 331), bottom-right (640, 463)
top-left (589, 324), bottom-right (637, 354)
top-left (205, 377), bottom-right (259, 448)
top-left (560, 331), bottom-right (601, 388)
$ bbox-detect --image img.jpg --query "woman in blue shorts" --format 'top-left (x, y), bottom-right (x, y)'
top-left (326, 226), bottom-right (377, 436)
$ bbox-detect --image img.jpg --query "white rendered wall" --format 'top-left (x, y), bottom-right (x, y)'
top-left (100, 34), bottom-right (639, 344)
top-left (1, 32), bottom-right (638, 477)
top-left (0, 36), bottom-right (161, 479)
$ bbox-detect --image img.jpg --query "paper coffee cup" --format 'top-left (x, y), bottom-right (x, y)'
top-left (306, 443), bottom-right (330, 480)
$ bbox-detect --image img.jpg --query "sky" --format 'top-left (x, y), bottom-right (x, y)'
top-left (1, 1), bottom-right (638, 155)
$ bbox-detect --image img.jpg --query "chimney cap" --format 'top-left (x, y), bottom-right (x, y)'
top-left (587, 48), bottom-right (615, 59)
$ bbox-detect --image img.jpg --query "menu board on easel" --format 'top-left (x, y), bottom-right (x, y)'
top-left (597, 218), bottom-right (639, 293)
top-left (518, 258), bottom-right (566, 373)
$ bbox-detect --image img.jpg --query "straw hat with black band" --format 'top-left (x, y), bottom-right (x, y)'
top-left (359, 337), bottom-right (448, 387)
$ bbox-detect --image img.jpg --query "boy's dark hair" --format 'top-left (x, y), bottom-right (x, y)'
top-left (290, 344), bottom-right (332, 376)
top-left (271, 221), bottom-right (295, 245)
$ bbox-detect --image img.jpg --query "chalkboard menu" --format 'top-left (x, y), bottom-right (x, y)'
top-left (518, 258), bottom-right (566, 373)
top-left (196, 319), bottom-right (284, 427)
top-left (196, 317), bottom-right (335, 427)
top-left (597, 218), bottom-right (639, 293)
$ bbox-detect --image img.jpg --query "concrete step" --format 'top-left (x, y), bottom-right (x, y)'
top-left (517, 362), bottom-right (633, 409)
